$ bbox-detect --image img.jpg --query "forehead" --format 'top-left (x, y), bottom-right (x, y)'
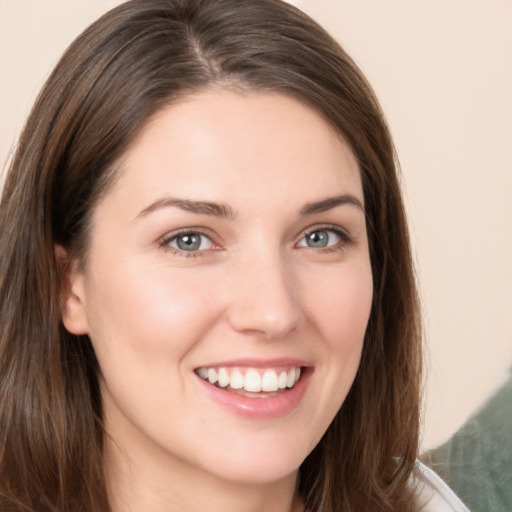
top-left (103, 90), bottom-right (362, 216)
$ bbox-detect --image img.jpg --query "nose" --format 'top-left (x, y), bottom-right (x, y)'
top-left (225, 252), bottom-right (303, 339)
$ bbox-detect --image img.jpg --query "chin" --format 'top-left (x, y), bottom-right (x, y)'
top-left (209, 460), bottom-right (300, 486)
top-left (193, 441), bottom-right (307, 486)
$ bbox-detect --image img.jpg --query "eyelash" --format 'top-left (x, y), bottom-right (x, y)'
top-left (158, 224), bottom-right (353, 258)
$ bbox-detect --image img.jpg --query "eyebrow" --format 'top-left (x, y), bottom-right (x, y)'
top-left (300, 194), bottom-right (364, 215)
top-left (136, 193), bottom-right (363, 221)
top-left (136, 197), bottom-right (236, 220)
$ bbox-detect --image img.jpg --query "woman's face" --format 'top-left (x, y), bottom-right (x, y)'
top-left (63, 91), bottom-right (373, 486)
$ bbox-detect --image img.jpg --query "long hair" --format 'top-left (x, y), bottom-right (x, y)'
top-left (0, 0), bottom-right (422, 510)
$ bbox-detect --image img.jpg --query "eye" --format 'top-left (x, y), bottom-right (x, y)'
top-left (297, 227), bottom-right (348, 249)
top-left (163, 231), bottom-right (215, 252)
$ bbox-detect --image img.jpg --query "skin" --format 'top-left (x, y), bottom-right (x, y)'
top-left (62, 90), bottom-right (373, 512)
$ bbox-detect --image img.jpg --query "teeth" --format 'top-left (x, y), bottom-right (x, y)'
top-left (230, 370), bottom-right (244, 389)
top-left (286, 369), bottom-right (295, 388)
top-left (217, 368), bottom-right (230, 388)
top-left (261, 370), bottom-right (279, 392)
top-left (197, 366), bottom-right (302, 393)
top-left (278, 371), bottom-right (288, 389)
top-left (207, 368), bottom-right (218, 384)
top-left (244, 369), bottom-right (262, 392)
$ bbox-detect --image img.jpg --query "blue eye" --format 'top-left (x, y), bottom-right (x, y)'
top-left (166, 232), bottom-right (214, 252)
top-left (298, 228), bottom-right (344, 249)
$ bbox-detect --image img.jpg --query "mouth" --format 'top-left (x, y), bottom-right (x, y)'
top-left (194, 359), bottom-right (312, 418)
top-left (195, 366), bottom-right (302, 397)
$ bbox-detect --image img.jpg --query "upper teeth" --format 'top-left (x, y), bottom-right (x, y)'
top-left (197, 367), bottom-right (301, 392)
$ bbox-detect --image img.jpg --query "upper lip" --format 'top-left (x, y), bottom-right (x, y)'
top-left (194, 357), bottom-right (312, 369)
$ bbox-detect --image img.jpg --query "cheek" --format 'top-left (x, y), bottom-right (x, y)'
top-left (288, 260), bottom-right (373, 452)
top-left (81, 263), bottom-right (224, 432)
top-left (306, 261), bottom-right (373, 350)
top-left (83, 260), bottom-right (223, 361)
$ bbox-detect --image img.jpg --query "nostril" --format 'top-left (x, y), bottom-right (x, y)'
top-left (226, 298), bottom-right (302, 338)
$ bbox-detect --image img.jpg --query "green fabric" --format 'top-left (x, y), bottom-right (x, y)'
top-left (424, 377), bottom-right (512, 512)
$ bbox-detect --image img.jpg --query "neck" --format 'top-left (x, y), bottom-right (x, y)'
top-left (104, 431), bottom-right (303, 512)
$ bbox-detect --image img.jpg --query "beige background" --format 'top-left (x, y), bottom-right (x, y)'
top-left (1, 0), bottom-right (511, 451)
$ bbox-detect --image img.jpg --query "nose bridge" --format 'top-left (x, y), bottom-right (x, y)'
top-left (226, 245), bottom-right (302, 338)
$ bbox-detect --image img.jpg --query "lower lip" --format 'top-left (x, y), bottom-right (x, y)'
top-left (196, 369), bottom-right (312, 419)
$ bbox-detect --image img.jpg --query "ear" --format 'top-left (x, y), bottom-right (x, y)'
top-left (55, 245), bottom-right (90, 335)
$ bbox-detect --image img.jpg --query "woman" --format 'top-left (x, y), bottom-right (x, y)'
top-left (0, 0), bottom-right (469, 511)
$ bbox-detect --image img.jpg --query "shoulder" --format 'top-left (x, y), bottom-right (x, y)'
top-left (412, 461), bottom-right (470, 512)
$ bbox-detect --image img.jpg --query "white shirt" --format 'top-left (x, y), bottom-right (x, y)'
top-left (414, 461), bottom-right (470, 511)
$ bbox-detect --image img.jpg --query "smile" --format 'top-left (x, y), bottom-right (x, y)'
top-left (194, 362), bottom-right (311, 418)
top-left (196, 366), bottom-right (301, 394)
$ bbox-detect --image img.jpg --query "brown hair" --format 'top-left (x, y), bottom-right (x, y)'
top-left (0, 0), bottom-right (422, 510)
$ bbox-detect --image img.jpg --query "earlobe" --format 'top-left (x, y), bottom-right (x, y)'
top-left (55, 245), bottom-right (90, 335)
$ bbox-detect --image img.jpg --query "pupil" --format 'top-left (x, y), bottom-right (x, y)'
top-left (308, 231), bottom-right (328, 248)
top-left (177, 234), bottom-right (200, 251)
